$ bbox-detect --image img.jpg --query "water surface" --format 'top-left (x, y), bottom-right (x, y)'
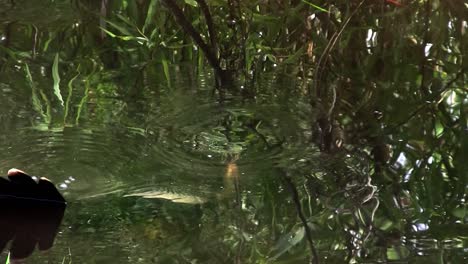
top-left (0, 1), bottom-right (466, 263)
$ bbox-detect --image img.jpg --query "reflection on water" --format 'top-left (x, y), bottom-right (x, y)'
top-left (0, 69), bottom-right (465, 263)
top-left (0, 71), bottom-right (313, 262)
top-left (0, 1), bottom-right (466, 260)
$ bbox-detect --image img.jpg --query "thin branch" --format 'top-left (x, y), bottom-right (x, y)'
top-left (281, 172), bottom-right (319, 264)
top-left (419, 0), bottom-right (432, 97)
top-left (161, 0), bottom-right (224, 82)
top-left (195, 0), bottom-right (218, 54)
top-left (311, 0), bottom-right (366, 116)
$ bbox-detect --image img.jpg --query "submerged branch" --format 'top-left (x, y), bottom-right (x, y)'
top-left (281, 172), bottom-right (319, 264)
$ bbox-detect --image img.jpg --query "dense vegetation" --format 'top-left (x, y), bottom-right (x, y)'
top-left (0, 0), bottom-right (466, 263)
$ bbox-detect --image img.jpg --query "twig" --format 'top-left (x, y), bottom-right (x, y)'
top-left (312, 0), bottom-right (366, 117)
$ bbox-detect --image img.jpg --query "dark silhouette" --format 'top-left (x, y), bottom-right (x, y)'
top-left (0, 169), bottom-right (66, 262)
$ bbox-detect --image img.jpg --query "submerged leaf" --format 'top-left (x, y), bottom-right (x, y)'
top-left (124, 191), bottom-right (206, 204)
top-left (270, 226), bottom-right (305, 260)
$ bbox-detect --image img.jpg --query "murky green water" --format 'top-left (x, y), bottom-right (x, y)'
top-left (0, 68), bottom-right (465, 263)
top-left (1, 0), bottom-right (467, 263)
top-left (0, 71), bottom-right (308, 263)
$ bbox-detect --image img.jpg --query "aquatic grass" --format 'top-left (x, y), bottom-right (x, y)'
top-left (0, 45), bottom-right (18, 60)
top-left (301, 0), bottom-right (329, 13)
top-left (103, 19), bottom-right (132, 37)
top-left (75, 75), bottom-right (90, 125)
top-left (162, 58), bottom-right (171, 88)
top-left (52, 53), bottom-right (64, 106)
top-left (60, 247), bottom-right (73, 264)
top-left (64, 66), bottom-right (80, 124)
top-left (25, 63), bottom-right (52, 125)
top-left (101, 16), bottom-right (150, 44)
top-left (39, 89), bottom-right (52, 125)
top-left (25, 63), bottom-right (46, 120)
top-left (143, 0), bottom-right (158, 34)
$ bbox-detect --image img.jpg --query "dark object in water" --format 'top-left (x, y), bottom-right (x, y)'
top-left (0, 168), bottom-right (66, 204)
top-left (0, 168), bottom-right (66, 261)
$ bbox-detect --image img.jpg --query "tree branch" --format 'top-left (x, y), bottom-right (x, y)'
top-left (161, 0), bottom-right (225, 85)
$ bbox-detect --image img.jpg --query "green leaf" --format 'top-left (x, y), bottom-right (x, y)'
top-left (386, 246), bottom-right (410, 260)
top-left (434, 118), bottom-right (444, 137)
top-left (266, 54), bottom-right (277, 63)
top-left (39, 87), bottom-right (52, 124)
top-left (116, 14), bottom-right (138, 28)
top-left (75, 78), bottom-right (90, 125)
top-left (0, 45), bottom-right (17, 60)
top-left (270, 226), bottom-right (305, 260)
top-left (283, 46), bottom-right (305, 64)
top-left (52, 53), bottom-right (64, 106)
top-left (105, 19), bottom-right (132, 36)
top-left (184, 0), bottom-right (198, 7)
top-left (452, 206), bottom-right (466, 219)
top-left (143, 0), bottom-right (158, 33)
top-left (25, 63), bottom-right (47, 122)
top-left (252, 13), bottom-right (280, 23)
top-left (99, 27), bottom-right (141, 42)
top-left (64, 66), bottom-right (80, 124)
top-left (162, 59), bottom-right (171, 88)
top-left (100, 27), bottom-right (117, 38)
top-left (302, 0), bottom-right (329, 13)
